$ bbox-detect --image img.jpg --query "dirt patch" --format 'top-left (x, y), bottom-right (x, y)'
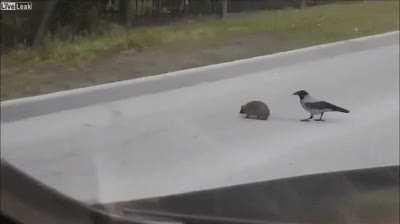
top-left (1, 31), bottom-right (300, 100)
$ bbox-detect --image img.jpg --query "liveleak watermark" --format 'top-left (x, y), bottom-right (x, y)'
top-left (1, 1), bottom-right (32, 11)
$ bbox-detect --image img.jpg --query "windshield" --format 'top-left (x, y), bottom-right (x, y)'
top-left (1, 1), bottom-right (399, 224)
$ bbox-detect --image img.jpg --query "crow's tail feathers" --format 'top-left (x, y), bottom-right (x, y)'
top-left (333, 106), bottom-right (350, 113)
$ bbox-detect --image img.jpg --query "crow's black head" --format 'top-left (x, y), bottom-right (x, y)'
top-left (293, 90), bottom-right (309, 99)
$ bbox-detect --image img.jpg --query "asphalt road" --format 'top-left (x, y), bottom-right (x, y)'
top-left (1, 32), bottom-right (399, 204)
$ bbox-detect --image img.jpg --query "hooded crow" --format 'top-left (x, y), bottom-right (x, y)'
top-left (293, 90), bottom-right (349, 121)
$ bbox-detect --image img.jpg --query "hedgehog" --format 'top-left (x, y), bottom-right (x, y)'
top-left (240, 101), bottom-right (270, 120)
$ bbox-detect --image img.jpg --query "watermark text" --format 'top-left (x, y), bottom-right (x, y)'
top-left (1, 1), bottom-right (32, 11)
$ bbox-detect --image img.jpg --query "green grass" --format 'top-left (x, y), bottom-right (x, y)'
top-left (3, 0), bottom-right (399, 67)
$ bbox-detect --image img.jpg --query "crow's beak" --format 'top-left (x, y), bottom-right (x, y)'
top-left (292, 92), bottom-right (298, 95)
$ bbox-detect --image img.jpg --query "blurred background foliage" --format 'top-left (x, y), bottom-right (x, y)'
top-left (1, 0), bottom-right (326, 50)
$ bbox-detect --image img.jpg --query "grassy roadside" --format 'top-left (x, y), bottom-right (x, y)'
top-left (1, 1), bottom-right (399, 100)
top-left (3, 1), bottom-right (398, 67)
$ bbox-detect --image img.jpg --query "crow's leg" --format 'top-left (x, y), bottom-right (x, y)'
top-left (301, 114), bottom-right (313, 122)
top-left (315, 113), bottom-right (325, 121)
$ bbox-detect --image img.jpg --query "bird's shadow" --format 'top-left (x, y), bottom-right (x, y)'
top-left (270, 115), bottom-right (345, 124)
